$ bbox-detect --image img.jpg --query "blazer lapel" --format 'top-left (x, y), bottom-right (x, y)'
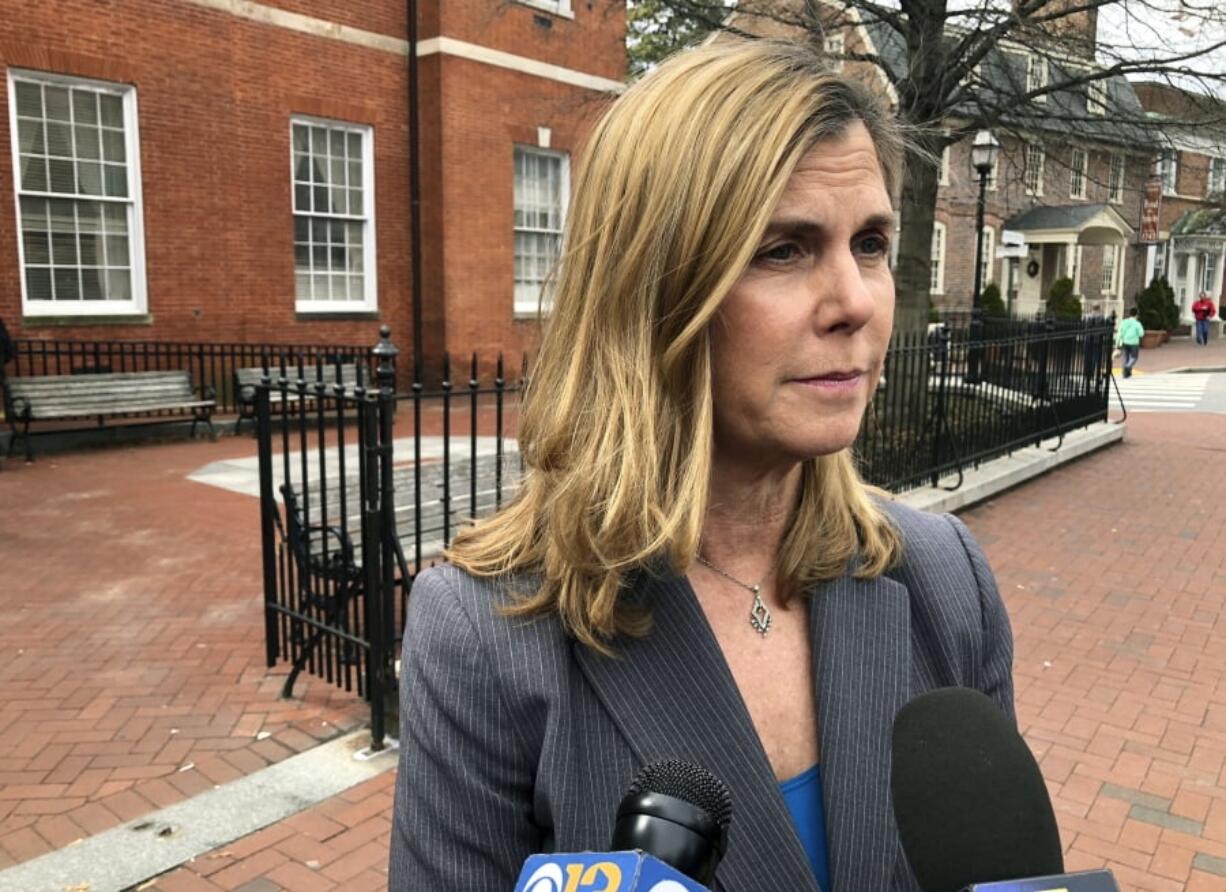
top-left (811, 570), bottom-right (912, 891)
top-left (573, 571), bottom-right (818, 892)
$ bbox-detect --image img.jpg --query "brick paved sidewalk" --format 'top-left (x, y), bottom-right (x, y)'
top-left (1119, 333), bottom-right (1226, 374)
top-left (0, 437), bottom-right (370, 872)
top-left (4, 397), bottom-right (1225, 890)
top-left (136, 411), bottom-right (1226, 891)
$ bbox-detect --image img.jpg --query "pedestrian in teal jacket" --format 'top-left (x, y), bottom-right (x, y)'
top-left (1115, 307), bottom-right (1145, 378)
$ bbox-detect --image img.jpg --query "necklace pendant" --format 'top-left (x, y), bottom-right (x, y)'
top-left (749, 592), bottom-right (772, 636)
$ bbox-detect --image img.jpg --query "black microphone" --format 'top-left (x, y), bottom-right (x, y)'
top-left (610, 759), bottom-right (733, 887)
top-left (891, 687), bottom-right (1076, 892)
top-left (512, 759), bottom-right (732, 891)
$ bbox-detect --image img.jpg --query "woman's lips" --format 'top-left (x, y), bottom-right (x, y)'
top-left (793, 371), bottom-right (864, 393)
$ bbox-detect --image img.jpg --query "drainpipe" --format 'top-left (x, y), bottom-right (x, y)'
top-left (407, 0), bottom-right (423, 383)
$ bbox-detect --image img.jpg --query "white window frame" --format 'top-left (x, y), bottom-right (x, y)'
top-left (515, 0), bottom-right (574, 18)
top-left (1108, 154), bottom-right (1125, 204)
top-left (824, 33), bottom-right (845, 72)
top-left (1086, 80), bottom-right (1108, 116)
top-left (1069, 148), bottom-right (1088, 200)
top-left (1024, 143), bottom-right (1045, 196)
top-left (514, 145), bottom-right (570, 317)
top-left (1159, 151), bottom-right (1178, 196)
top-left (1101, 244), bottom-right (1118, 297)
top-left (1026, 54), bottom-right (1048, 103)
top-left (979, 226), bottom-right (996, 288)
top-left (930, 221), bottom-right (946, 296)
top-left (290, 116), bottom-right (377, 314)
top-left (8, 69), bottom-right (148, 317)
top-left (1208, 156), bottom-right (1226, 198)
top-left (1202, 252), bottom-right (1219, 294)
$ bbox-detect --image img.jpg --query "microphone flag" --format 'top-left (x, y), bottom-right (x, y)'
top-left (514, 851), bottom-right (711, 892)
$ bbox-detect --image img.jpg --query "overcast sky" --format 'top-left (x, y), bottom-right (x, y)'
top-left (936, 0), bottom-right (1226, 95)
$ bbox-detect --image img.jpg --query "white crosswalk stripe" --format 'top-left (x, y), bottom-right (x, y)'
top-left (1112, 373), bottom-right (1213, 412)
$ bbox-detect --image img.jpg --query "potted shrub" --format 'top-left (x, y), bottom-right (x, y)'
top-left (1136, 276), bottom-right (1179, 347)
top-left (981, 282), bottom-right (1008, 317)
top-left (1045, 277), bottom-right (1082, 320)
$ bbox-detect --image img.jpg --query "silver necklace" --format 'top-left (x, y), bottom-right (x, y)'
top-left (695, 553), bottom-right (774, 636)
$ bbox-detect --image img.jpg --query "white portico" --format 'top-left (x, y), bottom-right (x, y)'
top-left (1003, 204), bottom-right (1134, 317)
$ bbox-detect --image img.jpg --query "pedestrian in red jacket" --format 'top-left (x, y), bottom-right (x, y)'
top-left (1192, 293), bottom-right (1217, 346)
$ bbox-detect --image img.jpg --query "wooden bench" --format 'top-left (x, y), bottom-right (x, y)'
top-left (3, 370), bottom-right (215, 462)
top-left (234, 363), bottom-right (363, 434)
top-left (300, 452), bottom-right (523, 566)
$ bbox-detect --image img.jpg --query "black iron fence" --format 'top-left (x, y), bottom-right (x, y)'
top-left (6, 337), bottom-right (372, 415)
top-left (856, 316), bottom-right (1114, 492)
top-left (256, 317), bottom-right (1112, 743)
top-left (256, 328), bottom-right (523, 750)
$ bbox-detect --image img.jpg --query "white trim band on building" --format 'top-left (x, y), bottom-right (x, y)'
top-left (416, 37), bottom-right (625, 92)
top-left (180, 0), bottom-right (625, 93)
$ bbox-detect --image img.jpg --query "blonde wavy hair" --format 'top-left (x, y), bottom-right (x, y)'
top-left (447, 39), bottom-right (906, 652)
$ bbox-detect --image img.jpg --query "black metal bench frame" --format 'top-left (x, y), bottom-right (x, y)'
top-left (233, 364), bottom-right (362, 435)
top-left (3, 370), bottom-right (216, 463)
top-left (278, 483), bottom-right (410, 700)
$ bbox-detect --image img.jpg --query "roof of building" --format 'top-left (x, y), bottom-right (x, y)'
top-left (1005, 203), bottom-right (1112, 230)
top-left (1170, 207), bottom-right (1226, 237)
top-left (863, 21), bottom-right (1158, 150)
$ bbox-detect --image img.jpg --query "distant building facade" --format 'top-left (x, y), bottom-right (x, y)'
top-left (1133, 82), bottom-right (1226, 317)
top-left (0, 0), bottom-right (625, 368)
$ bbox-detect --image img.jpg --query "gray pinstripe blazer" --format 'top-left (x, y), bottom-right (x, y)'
top-left (388, 501), bottom-right (1015, 891)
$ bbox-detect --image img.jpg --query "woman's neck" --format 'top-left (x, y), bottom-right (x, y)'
top-left (700, 456), bottom-right (802, 576)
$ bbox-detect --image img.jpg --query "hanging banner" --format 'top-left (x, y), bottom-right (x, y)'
top-left (1139, 177), bottom-right (1162, 244)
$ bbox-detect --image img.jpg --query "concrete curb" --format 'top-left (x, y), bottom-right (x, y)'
top-left (897, 421), bottom-right (1125, 515)
top-left (0, 730), bottom-right (398, 892)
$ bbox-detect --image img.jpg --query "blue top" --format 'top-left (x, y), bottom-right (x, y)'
top-left (779, 764), bottom-right (831, 892)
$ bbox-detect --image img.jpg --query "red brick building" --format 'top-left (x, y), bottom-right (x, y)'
top-left (0, 0), bottom-right (625, 370)
top-left (1132, 82), bottom-right (1226, 317)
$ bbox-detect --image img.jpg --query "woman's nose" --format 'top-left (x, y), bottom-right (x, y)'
top-left (809, 249), bottom-right (879, 334)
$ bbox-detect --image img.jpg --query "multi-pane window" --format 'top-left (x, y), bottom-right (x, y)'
top-left (1203, 252), bottom-right (1219, 294)
top-left (9, 71), bottom-right (145, 315)
top-left (1108, 154), bottom-right (1125, 203)
top-left (1026, 55), bottom-right (1048, 102)
top-left (1101, 245), bottom-right (1117, 296)
top-left (1208, 157), bottom-right (1226, 197)
top-left (1086, 80), bottom-right (1108, 115)
top-left (1024, 144), bottom-right (1045, 195)
top-left (1159, 151), bottom-right (1178, 195)
top-left (930, 222), bottom-right (946, 295)
top-left (514, 146), bottom-right (568, 316)
top-left (1069, 148), bottom-right (1088, 199)
top-left (291, 118), bottom-right (376, 311)
top-left (824, 34), bottom-right (844, 72)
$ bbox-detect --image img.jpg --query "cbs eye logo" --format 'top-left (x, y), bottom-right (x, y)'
top-left (522, 862), bottom-right (622, 892)
top-left (522, 862), bottom-right (693, 892)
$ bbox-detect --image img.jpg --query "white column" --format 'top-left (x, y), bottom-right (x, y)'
top-left (1144, 244), bottom-right (1156, 285)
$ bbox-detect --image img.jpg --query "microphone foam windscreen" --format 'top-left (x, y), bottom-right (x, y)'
top-left (891, 687), bottom-right (1063, 892)
top-left (627, 759), bottom-right (733, 833)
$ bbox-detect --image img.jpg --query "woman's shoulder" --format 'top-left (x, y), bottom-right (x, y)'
top-left (407, 562), bottom-right (557, 646)
top-left (876, 498), bottom-right (967, 555)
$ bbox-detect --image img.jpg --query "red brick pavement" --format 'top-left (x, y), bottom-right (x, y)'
top-left (5, 396), bottom-right (1226, 890)
top-left (0, 435), bottom-right (370, 871)
top-left (142, 410), bottom-right (1226, 891)
top-left (1118, 333), bottom-right (1226, 374)
top-left (967, 411), bottom-right (1226, 890)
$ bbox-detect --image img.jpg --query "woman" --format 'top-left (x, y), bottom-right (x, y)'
top-left (388, 39), bottom-right (1014, 892)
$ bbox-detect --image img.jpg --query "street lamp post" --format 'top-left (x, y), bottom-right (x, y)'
top-left (966, 129), bottom-right (1001, 385)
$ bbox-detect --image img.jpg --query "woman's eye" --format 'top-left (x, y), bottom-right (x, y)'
top-left (857, 234), bottom-right (889, 257)
top-left (757, 243), bottom-right (800, 263)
